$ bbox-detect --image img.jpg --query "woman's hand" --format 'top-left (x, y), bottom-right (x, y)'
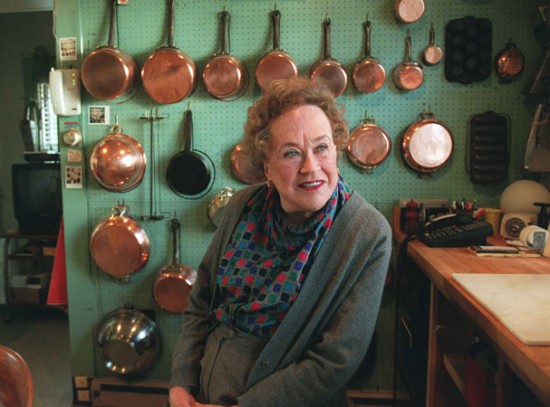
top-left (168, 386), bottom-right (196, 407)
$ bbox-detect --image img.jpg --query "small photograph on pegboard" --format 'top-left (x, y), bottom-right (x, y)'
top-left (65, 166), bottom-right (83, 189)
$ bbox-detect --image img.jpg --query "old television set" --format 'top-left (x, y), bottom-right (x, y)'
top-left (12, 162), bottom-right (62, 235)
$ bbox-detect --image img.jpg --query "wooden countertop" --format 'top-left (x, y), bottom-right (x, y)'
top-left (392, 208), bottom-right (550, 406)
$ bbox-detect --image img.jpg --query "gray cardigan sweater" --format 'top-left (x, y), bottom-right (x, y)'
top-left (170, 184), bottom-right (391, 407)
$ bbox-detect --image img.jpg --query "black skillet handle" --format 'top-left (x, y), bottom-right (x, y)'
top-left (183, 108), bottom-right (193, 152)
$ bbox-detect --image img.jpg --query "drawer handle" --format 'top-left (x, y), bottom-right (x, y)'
top-left (400, 318), bottom-right (413, 350)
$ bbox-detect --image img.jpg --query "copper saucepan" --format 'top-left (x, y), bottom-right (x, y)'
top-left (422, 23), bottom-right (443, 66)
top-left (255, 9), bottom-right (298, 92)
top-left (202, 10), bottom-right (249, 101)
top-left (351, 18), bottom-right (386, 94)
top-left (89, 124), bottom-right (146, 193)
top-left (90, 204), bottom-right (151, 279)
top-left (153, 218), bottom-right (196, 314)
top-left (393, 32), bottom-right (424, 91)
top-left (401, 111), bottom-right (454, 174)
top-left (230, 143), bottom-right (267, 185)
top-left (309, 17), bottom-right (348, 97)
top-left (346, 112), bottom-right (392, 173)
top-left (141, 0), bottom-right (196, 104)
top-left (81, 0), bottom-right (138, 101)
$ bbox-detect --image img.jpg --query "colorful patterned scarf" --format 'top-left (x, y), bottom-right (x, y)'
top-left (212, 177), bottom-right (352, 339)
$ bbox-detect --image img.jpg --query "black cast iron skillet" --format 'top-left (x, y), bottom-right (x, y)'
top-left (166, 108), bottom-right (215, 199)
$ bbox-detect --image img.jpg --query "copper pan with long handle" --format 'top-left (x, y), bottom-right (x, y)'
top-left (255, 9), bottom-right (298, 92)
top-left (351, 18), bottom-right (386, 94)
top-left (393, 32), bottom-right (424, 91)
top-left (81, 0), bottom-right (138, 101)
top-left (141, 0), bottom-right (196, 104)
top-left (203, 10), bottom-right (249, 101)
top-left (309, 17), bottom-right (348, 97)
top-left (153, 218), bottom-right (196, 313)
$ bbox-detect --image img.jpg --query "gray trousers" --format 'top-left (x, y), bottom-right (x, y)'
top-left (198, 324), bottom-right (267, 405)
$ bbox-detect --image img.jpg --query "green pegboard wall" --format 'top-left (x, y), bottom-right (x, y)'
top-left (56, 0), bottom-right (543, 380)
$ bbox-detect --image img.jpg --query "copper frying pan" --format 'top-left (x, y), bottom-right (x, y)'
top-left (202, 10), bottom-right (249, 101)
top-left (422, 23), bottom-right (443, 66)
top-left (309, 17), bottom-right (348, 97)
top-left (255, 9), bottom-right (298, 92)
top-left (230, 143), bottom-right (267, 184)
top-left (393, 32), bottom-right (424, 91)
top-left (401, 111), bottom-right (454, 174)
top-left (346, 112), bottom-right (392, 173)
top-left (153, 218), bottom-right (196, 313)
top-left (141, 0), bottom-right (196, 104)
top-left (351, 18), bottom-right (386, 94)
top-left (81, 0), bottom-right (138, 101)
top-left (90, 204), bottom-right (150, 279)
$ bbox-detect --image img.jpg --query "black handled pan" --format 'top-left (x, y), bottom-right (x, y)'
top-left (81, 0), bottom-right (138, 101)
top-left (255, 9), bottom-right (298, 92)
top-left (202, 10), bottom-right (249, 101)
top-left (351, 18), bottom-right (386, 94)
top-left (166, 108), bottom-right (215, 199)
top-left (141, 0), bottom-right (196, 104)
top-left (309, 17), bottom-right (348, 97)
top-left (393, 31), bottom-right (424, 91)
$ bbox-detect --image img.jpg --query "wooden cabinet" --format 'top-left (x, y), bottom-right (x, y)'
top-left (392, 208), bottom-right (550, 407)
top-left (394, 254), bottom-right (430, 406)
top-left (1, 232), bottom-right (57, 322)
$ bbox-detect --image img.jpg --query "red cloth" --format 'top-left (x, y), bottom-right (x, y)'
top-left (47, 218), bottom-right (68, 306)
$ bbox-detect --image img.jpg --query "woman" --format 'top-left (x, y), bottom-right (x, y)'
top-left (169, 77), bottom-right (391, 407)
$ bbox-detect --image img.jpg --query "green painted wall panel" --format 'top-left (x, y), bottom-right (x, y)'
top-left (54, 0), bottom-right (543, 381)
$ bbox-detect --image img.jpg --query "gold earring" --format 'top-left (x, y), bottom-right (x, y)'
top-left (266, 178), bottom-right (272, 188)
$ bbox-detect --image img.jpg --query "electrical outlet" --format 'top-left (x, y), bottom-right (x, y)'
top-left (65, 165), bottom-right (83, 189)
top-left (74, 375), bottom-right (89, 389)
top-left (77, 389), bottom-right (91, 402)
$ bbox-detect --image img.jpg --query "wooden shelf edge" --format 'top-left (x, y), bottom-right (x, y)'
top-left (443, 352), bottom-right (467, 396)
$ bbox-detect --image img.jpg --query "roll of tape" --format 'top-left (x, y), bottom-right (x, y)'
top-left (519, 225), bottom-right (548, 248)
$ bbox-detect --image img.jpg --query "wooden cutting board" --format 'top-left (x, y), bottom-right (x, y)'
top-left (452, 273), bottom-right (550, 346)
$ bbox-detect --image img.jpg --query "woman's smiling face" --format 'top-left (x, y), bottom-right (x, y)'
top-left (264, 104), bottom-right (339, 223)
